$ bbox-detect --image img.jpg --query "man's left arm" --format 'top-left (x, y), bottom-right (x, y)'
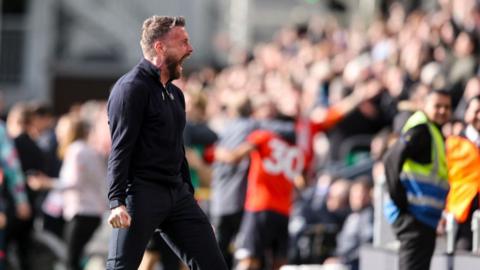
top-left (174, 85), bottom-right (195, 194)
top-left (214, 143), bottom-right (256, 164)
top-left (215, 130), bottom-right (272, 164)
top-left (181, 147), bottom-right (194, 194)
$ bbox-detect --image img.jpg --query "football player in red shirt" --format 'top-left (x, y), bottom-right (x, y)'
top-left (216, 128), bottom-right (304, 270)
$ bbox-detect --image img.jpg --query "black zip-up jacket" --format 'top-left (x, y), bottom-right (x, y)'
top-left (107, 59), bottom-right (192, 209)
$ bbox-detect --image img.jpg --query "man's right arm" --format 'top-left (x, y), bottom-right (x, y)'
top-left (107, 82), bottom-right (148, 209)
top-left (214, 143), bottom-right (255, 164)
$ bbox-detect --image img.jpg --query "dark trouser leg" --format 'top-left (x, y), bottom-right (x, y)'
top-left (146, 231), bottom-right (181, 269)
top-left (64, 215), bottom-right (101, 270)
top-left (212, 212), bottom-right (243, 268)
top-left (157, 235), bottom-right (181, 269)
top-left (392, 213), bottom-right (436, 270)
top-left (160, 183), bottom-right (228, 270)
top-left (5, 216), bottom-right (33, 270)
top-left (42, 213), bottom-right (66, 239)
top-left (456, 221), bottom-right (473, 251)
top-left (106, 180), bottom-right (173, 270)
top-left (0, 228), bottom-right (5, 270)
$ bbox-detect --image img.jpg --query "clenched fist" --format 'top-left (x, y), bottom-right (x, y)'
top-left (108, 205), bottom-right (131, 228)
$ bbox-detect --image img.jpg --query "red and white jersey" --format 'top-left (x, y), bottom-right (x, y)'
top-left (296, 106), bottom-right (343, 174)
top-left (245, 130), bottom-right (304, 216)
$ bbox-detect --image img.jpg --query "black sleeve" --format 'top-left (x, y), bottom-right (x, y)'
top-left (175, 85), bottom-right (195, 194)
top-left (181, 153), bottom-right (194, 194)
top-left (106, 82), bottom-right (148, 208)
top-left (184, 124), bottom-right (218, 146)
top-left (174, 83), bottom-right (186, 109)
top-left (383, 124), bottom-right (431, 212)
top-left (403, 124), bottom-right (432, 164)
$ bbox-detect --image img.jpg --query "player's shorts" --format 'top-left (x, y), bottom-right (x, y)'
top-left (234, 210), bottom-right (289, 260)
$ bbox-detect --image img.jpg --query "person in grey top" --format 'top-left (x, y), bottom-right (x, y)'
top-left (211, 95), bottom-right (295, 268)
top-left (211, 96), bottom-right (256, 268)
top-left (324, 177), bottom-right (374, 270)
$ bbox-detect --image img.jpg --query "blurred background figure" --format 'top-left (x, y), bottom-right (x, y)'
top-left (0, 119), bottom-right (28, 270)
top-left (211, 94), bottom-right (255, 269)
top-left (28, 113), bottom-right (107, 270)
top-left (443, 95), bottom-right (480, 251)
top-left (383, 90), bottom-right (451, 270)
top-left (323, 177), bottom-right (373, 270)
top-left (288, 176), bottom-right (351, 265)
top-left (215, 108), bottom-right (300, 270)
top-left (184, 90), bottom-right (217, 193)
top-left (4, 102), bottom-right (38, 270)
top-left (0, 175), bottom-right (6, 270)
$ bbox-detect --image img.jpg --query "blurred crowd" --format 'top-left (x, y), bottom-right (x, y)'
top-left (0, 100), bottom-right (110, 270)
top-left (1, 0), bottom-right (480, 269)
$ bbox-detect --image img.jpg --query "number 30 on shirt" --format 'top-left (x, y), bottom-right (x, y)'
top-left (263, 138), bottom-right (304, 181)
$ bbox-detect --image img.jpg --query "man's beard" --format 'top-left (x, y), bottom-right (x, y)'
top-left (166, 55), bottom-right (181, 81)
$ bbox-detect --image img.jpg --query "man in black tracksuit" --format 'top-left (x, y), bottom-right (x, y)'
top-left (105, 16), bottom-right (227, 270)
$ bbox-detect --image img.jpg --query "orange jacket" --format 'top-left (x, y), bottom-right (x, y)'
top-left (445, 135), bottom-right (480, 223)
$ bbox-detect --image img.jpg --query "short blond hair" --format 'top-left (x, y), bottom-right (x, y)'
top-left (140, 16), bottom-right (185, 59)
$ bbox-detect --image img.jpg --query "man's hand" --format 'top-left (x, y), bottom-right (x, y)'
top-left (214, 147), bottom-right (233, 163)
top-left (323, 257), bottom-right (340, 265)
top-left (16, 202), bottom-right (32, 220)
top-left (186, 149), bottom-right (205, 170)
top-left (108, 205), bottom-right (131, 228)
top-left (0, 212), bottom-right (6, 229)
top-left (27, 173), bottom-right (52, 190)
top-left (436, 215), bottom-right (447, 235)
